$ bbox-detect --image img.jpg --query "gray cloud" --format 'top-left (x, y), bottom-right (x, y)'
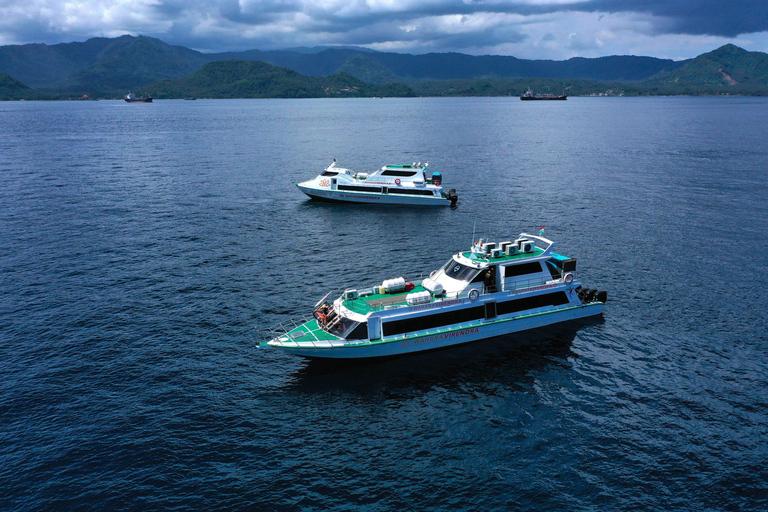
top-left (1, 0), bottom-right (767, 58)
top-left (597, 0), bottom-right (768, 37)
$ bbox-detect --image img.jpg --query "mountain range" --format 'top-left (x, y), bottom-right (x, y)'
top-left (144, 60), bottom-right (415, 98)
top-left (1, 35), bottom-right (767, 99)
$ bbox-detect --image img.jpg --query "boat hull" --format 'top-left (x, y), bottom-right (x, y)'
top-left (520, 96), bottom-right (567, 101)
top-left (296, 183), bottom-right (452, 206)
top-left (268, 302), bottom-right (603, 359)
top-left (125, 98), bottom-right (153, 103)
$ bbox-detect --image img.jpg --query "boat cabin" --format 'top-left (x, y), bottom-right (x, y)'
top-left (320, 162), bottom-right (439, 187)
top-left (420, 237), bottom-right (575, 298)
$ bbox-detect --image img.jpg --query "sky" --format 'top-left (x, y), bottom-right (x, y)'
top-left (1, 0), bottom-right (767, 60)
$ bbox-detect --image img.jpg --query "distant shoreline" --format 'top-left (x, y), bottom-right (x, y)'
top-left (4, 93), bottom-right (768, 103)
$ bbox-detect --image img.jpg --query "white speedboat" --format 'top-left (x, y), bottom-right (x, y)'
top-left (295, 161), bottom-right (458, 206)
top-left (261, 233), bottom-right (606, 359)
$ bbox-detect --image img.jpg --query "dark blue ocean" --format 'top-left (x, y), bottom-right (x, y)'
top-left (1, 97), bottom-right (767, 510)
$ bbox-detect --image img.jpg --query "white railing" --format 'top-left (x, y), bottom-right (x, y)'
top-left (260, 316), bottom-right (358, 347)
top-left (502, 275), bottom-right (563, 293)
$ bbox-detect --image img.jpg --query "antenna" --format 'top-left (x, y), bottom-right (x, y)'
top-left (472, 222), bottom-right (476, 245)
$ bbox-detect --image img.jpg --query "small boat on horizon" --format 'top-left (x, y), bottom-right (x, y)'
top-left (125, 92), bottom-right (153, 103)
top-left (521, 89), bottom-right (567, 101)
top-left (295, 160), bottom-right (458, 206)
top-left (260, 232), bottom-right (606, 359)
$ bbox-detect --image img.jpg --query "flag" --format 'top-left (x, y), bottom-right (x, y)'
top-left (538, 226), bottom-right (546, 236)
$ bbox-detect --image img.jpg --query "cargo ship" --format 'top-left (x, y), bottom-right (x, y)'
top-left (124, 92), bottom-right (153, 103)
top-left (521, 89), bottom-right (567, 101)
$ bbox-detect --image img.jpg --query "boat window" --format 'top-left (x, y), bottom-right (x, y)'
top-left (442, 261), bottom-right (480, 282)
top-left (321, 171), bottom-right (339, 176)
top-left (390, 189), bottom-right (434, 196)
top-left (338, 184), bottom-right (383, 193)
top-left (383, 305), bottom-right (486, 336)
top-left (503, 262), bottom-right (543, 278)
top-left (545, 261), bottom-right (561, 280)
top-left (381, 170), bottom-right (418, 177)
top-left (325, 315), bottom-right (357, 336)
top-left (470, 271), bottom-right (486, 283)
top-left (496, 292), bottom-right (569, 316)
top-left (346, 322), bottom-right (368, 340)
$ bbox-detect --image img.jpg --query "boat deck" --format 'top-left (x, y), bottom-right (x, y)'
top-left (343, 285), bottom-right (428, 315)
top-left (285, 319), bottom-right (341, 342)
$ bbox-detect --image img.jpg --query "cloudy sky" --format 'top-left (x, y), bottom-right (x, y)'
top-left (1, 0), bottom-right (767, 60)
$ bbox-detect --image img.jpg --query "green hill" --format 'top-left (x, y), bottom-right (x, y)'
top-left (67, 36), bottom-right (210, 94)
top-left (0, 34), bottom-right (685, 96)
top-left (0, 35), bottom-right (210, 95)
top-left (0, 73), bottom-right (42, 100)
top-left (141, 60), bottom-right (415, 98)
top-left (0, 35), bottom-right (141, 89)
top-left (642, 44), bottom-right (768, 94)
top-left (411, 77), bottom-right (611, 97)
top-left (335, 55), bottom-right (402, 85)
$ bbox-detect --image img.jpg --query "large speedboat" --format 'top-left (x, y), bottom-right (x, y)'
top-left (296, 161), bottom-right (458, 206)
top-left (261, 232), bottom-right (606, 359)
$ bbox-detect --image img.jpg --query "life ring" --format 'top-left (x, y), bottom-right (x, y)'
top-left (468, 289), bottom-right (480, 300)
top-left (564, 273), bottom-right (574, 284)
top-left (433, 179), bottom-right (441, 186)
top-left (394, 178), bottom-right (401, 185)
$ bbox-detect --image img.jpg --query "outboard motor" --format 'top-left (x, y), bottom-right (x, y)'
top-left (445, 188), bottom-right (458, 206)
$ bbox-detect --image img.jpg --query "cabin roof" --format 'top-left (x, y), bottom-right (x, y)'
top-left (343, 284), bottom-right (428, 316)
top-left (459, 247), bottom-right (546, 265)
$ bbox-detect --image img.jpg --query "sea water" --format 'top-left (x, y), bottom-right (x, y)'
top-left (1, 97), bottom-right (767, 510)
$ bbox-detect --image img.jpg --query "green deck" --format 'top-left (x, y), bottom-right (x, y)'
top-left (286, 319), bottom-right (341, 342)
top-left (343, 285), bottom-right (427, 315)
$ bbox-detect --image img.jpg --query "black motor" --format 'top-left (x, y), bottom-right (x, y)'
top-left (578, 288), bottom-right (595, 302)
top-left (577, 288), bottom-right (608, 303)
top-left (445, 189), bottom-right (458, 206)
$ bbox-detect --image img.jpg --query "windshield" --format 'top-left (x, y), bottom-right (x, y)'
top-left (441, 260), bottom-right (480, 282)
